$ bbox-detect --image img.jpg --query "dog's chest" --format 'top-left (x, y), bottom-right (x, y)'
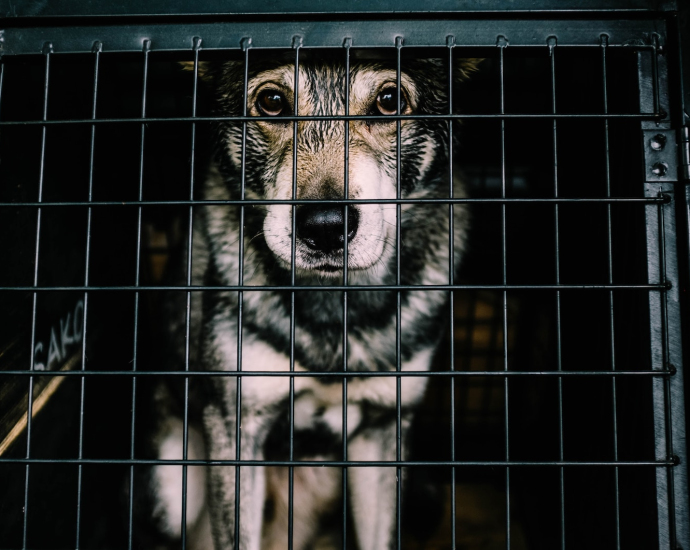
top-left (261, 387), bottom-right (364, 460)
top-left (293, 390), bottom-right (363, 435)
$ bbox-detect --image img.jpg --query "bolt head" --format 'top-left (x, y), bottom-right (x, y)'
top-left (650, 134), bottom-right (667, 151)
top-left (652, 162), bottom-right (669, 176)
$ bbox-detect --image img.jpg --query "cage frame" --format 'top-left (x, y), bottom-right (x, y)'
top-left (0, 2), bottom-right (688, 550)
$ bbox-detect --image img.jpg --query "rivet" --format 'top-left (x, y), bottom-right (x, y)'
top-left (652, 162), bottom-right (669, 177)
top-left (650, 133), bottom-right (667, 151)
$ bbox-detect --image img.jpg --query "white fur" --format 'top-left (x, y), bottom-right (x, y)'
top-left (152, 420), bottom-right (207, 538)
top-left (263, 156), bottom-right (396, 275)
top-left (347, 432), bottom-right (399, 550)
top-left (212, 318), bottom-right (434, 415)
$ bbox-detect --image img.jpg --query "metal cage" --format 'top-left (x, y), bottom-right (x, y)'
top-left (0, 1), bottom-right (688, 549)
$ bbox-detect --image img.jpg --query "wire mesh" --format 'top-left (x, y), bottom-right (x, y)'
top-left (0, 14), bottom-right (687, 550)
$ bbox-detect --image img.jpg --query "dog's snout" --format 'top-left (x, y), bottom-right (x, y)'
top-left (296, 205), bottom-right (359, 252)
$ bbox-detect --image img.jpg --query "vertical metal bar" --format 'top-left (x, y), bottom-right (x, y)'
top-left (658, 194), bottom-right (676, 545)
top-left (600, 33), bottom-right (621, 550)
top-left (446, 35), bottom-right (456, 550)
top-left (649, 192), bottom-right (683, 549)
top-left (0, 58), bottom-right (5, 117)
top-left (342, 35), bottom-right (351, 550)
top-left (457, 291), bottom-right (479, 421)
top-left (651, 34), bottom-right (662, 118)
top-left (654, 187), bottom-right (683, 549)
top-left (641, 34), bottom-right (690, 549)
top-left (288, 34), bottom-right (302, 550)
top-left (395, 35), bottom-right (403, 550)
top-left (75, 40), bottom-right (101, 550)
top-left (128, 38), bottom-right (150, 550)
top-left (234, 35), bottom-right (251, 550)
top-left (180, 36), bottom-right (202, 550)
top-left (22, 42), bottom-right (51, 550)
top-left (547, 35), bottom-right (566, 550)
top-left (653, 187), bottom-right (690, 546)
top-left (497, 34), bottom-right (511, 550)
top-left (667, 14), bottom-right (690, 549)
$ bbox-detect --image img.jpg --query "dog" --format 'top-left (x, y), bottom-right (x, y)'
top-left (138, 50), bottom-right (479, 550)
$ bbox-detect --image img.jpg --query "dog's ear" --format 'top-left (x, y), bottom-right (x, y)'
top-left (455, 58), bottom-right (483, 81)
top-left (179, 61), bottom-right (212, 81)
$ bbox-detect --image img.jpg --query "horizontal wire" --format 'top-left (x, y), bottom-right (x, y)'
top-left (0, 457), bottom-right (675, 467)
top-left (0, 369), bottom-right (670, 378)
top-left (0, 283), bottom-right (670, 292)
top-left (0, 43), bottom-right (661, 53)
top-left (0, 112), bottom-right (661, 126)
top-left (0, 42), bottom-right (661, 55)
top-left (0, 196), bottom-right (668, 207)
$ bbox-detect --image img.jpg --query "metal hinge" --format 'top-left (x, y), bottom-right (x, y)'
top-left (643, 129), bottom-right (678, 182)
top-left (643, 128), bottom-right (690, 183)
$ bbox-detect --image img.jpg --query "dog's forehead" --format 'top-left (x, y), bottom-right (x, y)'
top-left (247, 64), bottom-right (297, 91)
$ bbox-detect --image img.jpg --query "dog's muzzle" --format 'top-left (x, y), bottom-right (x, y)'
top-left (296, 205), bottom-right (359, 253)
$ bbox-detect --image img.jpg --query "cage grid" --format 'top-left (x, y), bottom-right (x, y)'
top-left (0, 4), bottom-right (688, 550)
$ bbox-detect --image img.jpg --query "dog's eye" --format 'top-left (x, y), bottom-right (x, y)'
top-left (256, 89), bottom-right (287, 116)
top-left (375, 87), bottom-right (406, 116)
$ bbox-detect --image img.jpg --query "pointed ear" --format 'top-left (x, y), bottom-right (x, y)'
top-left (455, 58), bottom-right (483, 81)
top-left (179, 61), bottom-right (212, 81)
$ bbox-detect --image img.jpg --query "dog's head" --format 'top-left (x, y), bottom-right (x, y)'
top-left (191, 54), bottom-right (479, 282)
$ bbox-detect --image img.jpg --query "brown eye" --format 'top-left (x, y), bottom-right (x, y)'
top-left (375, 87), bottom-right (406, 116)
top-left (256, 89), bottom-right (287, 116)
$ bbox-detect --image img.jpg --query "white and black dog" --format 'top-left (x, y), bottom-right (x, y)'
top-left (139, 51), bottom-right (479, 550)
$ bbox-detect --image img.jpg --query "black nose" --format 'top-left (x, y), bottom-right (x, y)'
top-left (295, 205), bottom-right (359, 252)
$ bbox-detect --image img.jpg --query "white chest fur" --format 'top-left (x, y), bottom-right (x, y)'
top-left (209, 321), bottom-right (433, 431)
